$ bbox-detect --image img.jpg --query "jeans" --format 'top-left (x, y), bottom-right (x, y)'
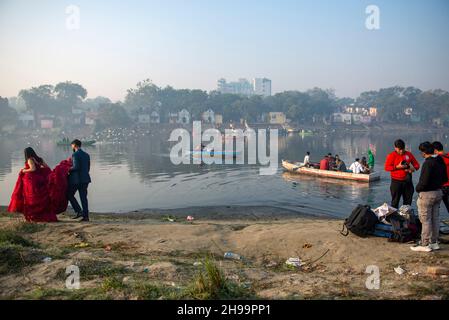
top-left (67, 183), bottom-right (89, 218)
top-left (390, 179), bottom-right (414, 209)
top-left (417, 190), bottom-right (442, 246)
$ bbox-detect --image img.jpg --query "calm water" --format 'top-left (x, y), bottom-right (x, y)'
top-left (1, 131), bottom-right (449, 218)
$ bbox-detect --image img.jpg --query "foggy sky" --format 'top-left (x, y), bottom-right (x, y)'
top-left (0, 0), bottom-right (448, 101)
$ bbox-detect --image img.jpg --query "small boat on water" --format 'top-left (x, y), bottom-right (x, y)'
top-left (56, 140), bottom-right (96, 146)
top-left (282, 160), bottom-right (380, 183)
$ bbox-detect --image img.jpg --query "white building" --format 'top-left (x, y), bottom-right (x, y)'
top-left (217, 77), bottom-right (272, 97)
top-left (202, 109), bottom-right (215, 124)
top-left (178, 109), bottom-right (190, 124)
top-left (150, 111), bottom-right (160, 124)
top-left (253, 78), bottom-right (272, 97)
top-left (18, 113), bottom-right (35, 128)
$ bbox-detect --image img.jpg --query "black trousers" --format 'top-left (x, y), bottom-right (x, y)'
top-left (442, 186), bottom-right (449, 214)
top-left (390, 179), bottom-right (414, 209)
top-left (67, 183), bottom-right (89, 218)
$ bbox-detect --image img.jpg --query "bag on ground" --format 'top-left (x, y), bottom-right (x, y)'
top-left (341, 204), bottom-right (378, 237)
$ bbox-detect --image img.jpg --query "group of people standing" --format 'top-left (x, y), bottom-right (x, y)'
top-left (385, 139), bottom-right (449, 252)
top-left (8, 139), bottom-right (91, 223)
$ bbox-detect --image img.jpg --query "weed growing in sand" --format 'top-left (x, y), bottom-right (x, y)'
top-left (0, 228), bottom-right (42, 275)
top-left (185, 256), bottom-right (253, 300)
top-left (14, 222), bottom-right (46, 234)
top-left (26, 287), bottom-right (113, 300)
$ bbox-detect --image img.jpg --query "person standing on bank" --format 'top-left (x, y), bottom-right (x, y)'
top-left (433, 141), bottom-right (449, 215)
top-left (411, 142), bottom-right (448, 252)
top-left (384, 139), bottom-right (420, 209)
top-left (68, 139), bottom-right (91, 222)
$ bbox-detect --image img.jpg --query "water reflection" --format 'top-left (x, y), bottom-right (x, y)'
top-left (1, 131), bottom-right (449, 218)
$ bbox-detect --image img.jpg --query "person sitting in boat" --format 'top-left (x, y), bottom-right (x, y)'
top-left (319, 155), bottom-right (330, 170)
top-left (302, 152), bottom-right (311, 167)
top-left (349, 158), bottom-right (364, 174)
top-left (335, 157), bottom-right (347, 172)
top-left (361, 157), bottom-right (371, 174)
top-left (327, 153), bottom-right (337, 170)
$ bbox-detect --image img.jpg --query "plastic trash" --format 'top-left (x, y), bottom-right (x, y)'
top-left (42, 257), bottom-right (52, 263)
top-left (224, 252), bottom-right (242, 260)
top-left (285, 257), bottom-right (303, 268)
top-left (193, 262), bottom-right (203, 266)
top-left (394, 266), bottom-right (405, 275)
top-left (74, 242), bottom-right (89, 248)
top-left (186, 215), bottom-right (195, 222)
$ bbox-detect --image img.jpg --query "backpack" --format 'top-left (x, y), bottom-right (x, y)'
top-left (371, 213), bottom-right (419, 243)
top-left (341, 205), bottom-right (378, 237)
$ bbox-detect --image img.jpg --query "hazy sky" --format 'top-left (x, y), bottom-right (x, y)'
top-left (0, 0), bottom-right (448, 101)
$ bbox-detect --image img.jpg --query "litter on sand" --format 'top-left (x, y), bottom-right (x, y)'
top-left (285, 257), bottom-right (304, 268)
top-left (224, 252), bottom-right (242, 260)
top-left (74, 242), bottom-right (89, 248)
top-left (186, 215), bottom-right (195, 222)
top-left (394, 266), bottom-right (405, 275)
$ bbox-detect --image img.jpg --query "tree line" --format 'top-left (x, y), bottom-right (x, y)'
top-left (1, 80), bottom-right (449, 132)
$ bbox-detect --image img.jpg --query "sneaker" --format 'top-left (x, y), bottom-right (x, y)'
top-left (429, 243), bottom-right (440, 251)
top-left (410, 244), bottom-right (432, 252)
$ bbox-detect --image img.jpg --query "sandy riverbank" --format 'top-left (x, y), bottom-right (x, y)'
top-left (1, 206), bottom-right (448, 300)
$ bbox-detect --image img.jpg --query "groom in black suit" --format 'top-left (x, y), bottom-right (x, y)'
top-left (68, 139), bottom-right (91, 222)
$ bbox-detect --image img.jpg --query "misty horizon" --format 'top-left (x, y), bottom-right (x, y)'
top-left (1, 0), bottom-right (449, 101)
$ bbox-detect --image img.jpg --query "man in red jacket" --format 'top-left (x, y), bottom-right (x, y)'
top-left (433, 141), bottom-right (449, 214)
top-left (384, 139), bottom-right (420, 209)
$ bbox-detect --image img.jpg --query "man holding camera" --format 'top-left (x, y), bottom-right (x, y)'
top-left (385, 139), bottom-right (420, 209)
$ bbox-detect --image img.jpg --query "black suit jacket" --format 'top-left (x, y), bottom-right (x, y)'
top-left (68, 149), bottom-right (91, 185)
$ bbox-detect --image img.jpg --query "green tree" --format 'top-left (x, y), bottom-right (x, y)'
top-left (0, 97), bottom-right (18, 130)
top-left (19, 85), bottom-right (56, 115)
top-left (95, 103), bottom-right (132, 131)
top-left (54, 81), bottom-right (87, 113)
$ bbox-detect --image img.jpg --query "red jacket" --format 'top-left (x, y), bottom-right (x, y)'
top-left (320, 158), bottom-right (329, 170)
top-left (438, 152), bottom-right (449, 187)
top-left (384, 151), bottom-right (420, 181)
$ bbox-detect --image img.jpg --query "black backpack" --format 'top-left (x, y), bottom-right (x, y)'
top-left (341, 204), bottom-right (378, 237)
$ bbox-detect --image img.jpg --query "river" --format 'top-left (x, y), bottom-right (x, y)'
top-left (1, 130), bottom-right (449, 218)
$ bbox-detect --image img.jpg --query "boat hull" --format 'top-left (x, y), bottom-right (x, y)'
top-left (282, 160), bottom-right (380, 183)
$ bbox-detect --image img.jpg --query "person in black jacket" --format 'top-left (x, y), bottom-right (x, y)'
top-left (68, 139), bottom-right (91, 222)
top-left (411, 142), bottom-right (448, 252)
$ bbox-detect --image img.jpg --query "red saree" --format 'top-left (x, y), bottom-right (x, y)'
top-left (8, 158), bottom-right (72, 222)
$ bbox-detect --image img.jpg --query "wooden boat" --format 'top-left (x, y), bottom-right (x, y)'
top-left (56, 140), bottom-right (96, 146)
top-left (282, 160), bottom-right (380, 183)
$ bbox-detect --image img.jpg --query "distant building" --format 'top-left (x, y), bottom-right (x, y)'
top-left (168, 112), bottom-right (179, 124)
top-left (150, 111), bottom-right (160, 124)
top-left (404, 107), bottom-right (413, 116)
top-left (215, 114), bottom-right (223, 126)
top-left (178, 109), bottom-right (190, 124)
top-left (268, 112), bottom-right (286, 125)
top-left (85, 112), bottom-right (98, 126)
top-left (217, 77), bottom-right (272, 97)
top-left (253, 78), bottom-right (272, 97)
top-left (332, 113), bottom-right (352, 125)
top-left (432, 118), bottom-right (442, 127)
top-left (71, 108), bottom-right (85, 125)
top-left (369, 107), bottom-right (378, 118)
top-left (202, 109), bottom-right (215, 124)
top-left (18, 112), bottom-right (35, 128)
top-left (40, 117), bottom-right (54, 129)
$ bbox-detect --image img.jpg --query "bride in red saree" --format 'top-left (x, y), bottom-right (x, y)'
top-left (8, 147), bottom-right (72, 222)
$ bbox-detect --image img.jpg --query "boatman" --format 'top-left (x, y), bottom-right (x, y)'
top-left (384, 139), bottom-right (420, 209)
top-left (303, 152), bottom-right (311, 167)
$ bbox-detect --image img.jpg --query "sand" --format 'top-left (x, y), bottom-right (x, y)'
top-left (1, 206), bottom-right (448, 300)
